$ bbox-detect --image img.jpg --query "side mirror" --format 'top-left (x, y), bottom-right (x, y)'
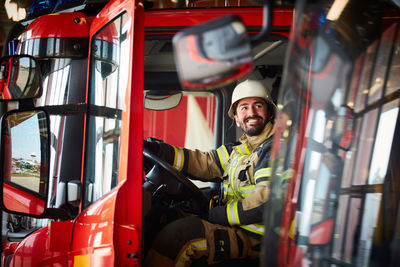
top-left (173, 15), bottom-right (253, 90)
top-left (0, 109), bottom-right (50, 216)
top-left (144, 92), bottom-right (182, 110)
top-left (0, 55), bottom-right (42, 100)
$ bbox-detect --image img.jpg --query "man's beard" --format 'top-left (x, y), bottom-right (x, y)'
top-left (240, 116), bottom-right (268, 136)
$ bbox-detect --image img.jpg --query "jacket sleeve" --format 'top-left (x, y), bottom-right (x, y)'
top-left (209, 138), bottom-right (273, 226)
top-left (144, 139), bottom-right (236, 181)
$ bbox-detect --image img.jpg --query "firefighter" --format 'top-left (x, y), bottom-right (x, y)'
top-left (144, 79), bottom-right (276, 267)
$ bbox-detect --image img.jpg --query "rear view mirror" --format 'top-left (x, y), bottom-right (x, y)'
top-left (0, 55), bottom-right (42, 100)
top-left (1, 109), bottom-right (50, 216)
top-left (144, 92), bottom-right (182, 110)
top-left (173, 15), bottom-right (253, 90)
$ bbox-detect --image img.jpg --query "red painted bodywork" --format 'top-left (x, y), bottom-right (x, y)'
top-left (9, 227), bottom-right (68, 266)
top-left (3, 183), bottom-right (45, 215)
top-left (22, 12), bottom-right (90, 39)
top-left (2, 2), bottom-right (294, 266)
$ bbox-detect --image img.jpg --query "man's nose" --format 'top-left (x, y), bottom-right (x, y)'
top-left (248, 105), bottom-right (257, 116)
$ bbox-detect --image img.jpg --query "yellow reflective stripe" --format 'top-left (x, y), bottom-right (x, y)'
top-left (289, 214), bottom-right (297, 240)
top-left (240, 224), bottom-right (265, 235)
top-left (226, 201), bottom-right (240, 226)
top-left (281, 169), bottom-right (293, 183)
top-left (237, 143), bottom-right (251, 155)
top-left (229, 156), bottom-right (244, 199)
top-left (254, 168), bottom-right (272, 182)
top-left (223, 184), bottom-right (235, 197)
top-left (226, 199), bottom-right (235, 204)
top-left (74, 255), bottom-right (90, 267)
top-left (216, 145), bottom-right (230, 171)
top-left (176, 239), bottom-right (207, 267)
top-left (173, 146), bottom-right (184, 171)
top-left (238, 185), bottom-right (255, 197)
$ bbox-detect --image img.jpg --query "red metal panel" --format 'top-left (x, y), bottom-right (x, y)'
top-left (70, 189), bottom-right (119, 265)
top-left (9, 227), bottom-right (68, 266)
top-left (144, 7), bottom-right (293, 28)
top-left (143, 96), bottom-right (188, 147)
top-left (49, 221), bottom-right (74, 252)
top-left (22, 12), bottom-right (90, 39)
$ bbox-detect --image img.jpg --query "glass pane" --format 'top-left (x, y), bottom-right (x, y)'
top-left (332, 195), bottom-right (349, 260)
top-left (367, 23), bottom-right (397, 104)
top-left (368, 100), bottom-right (399, 184)
top-left (347, 54), bottom-right (365, 109)
top-left (356, 193), bottom-right (382, 266)
top-left (343, 198), bottom-right (361, 263)
top-left (84, 12), bottom-right (130, 207)
top-left (352, 109), bottom-right (379, 185)
top-left (341, 118), bottom-right (362, 188)
top-left (386, 25), bottom-right (400, 95)
top-left (354, 41), bottom-right (378, 113)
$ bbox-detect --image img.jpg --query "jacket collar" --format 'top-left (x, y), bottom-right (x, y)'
top-left (238, 122), bottom-right (275, 152)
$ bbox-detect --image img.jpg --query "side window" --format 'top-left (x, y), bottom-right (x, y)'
top-left (144, 92), bottom-right (216, 151)
top-left (84, 12), bottom-right (130, 208)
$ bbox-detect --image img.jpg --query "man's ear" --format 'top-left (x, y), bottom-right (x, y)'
top-left (234, 115), bottom-right (240, 127)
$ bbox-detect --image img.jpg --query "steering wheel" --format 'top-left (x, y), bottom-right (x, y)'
top-left (143, 147), bottom-right (209, 214)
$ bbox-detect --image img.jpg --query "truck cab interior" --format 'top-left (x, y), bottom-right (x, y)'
top-left (140, 19), bottom-right (289, 263)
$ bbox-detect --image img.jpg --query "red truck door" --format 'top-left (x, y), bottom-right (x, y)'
top-left (67, 0), bottom-right (144, 265)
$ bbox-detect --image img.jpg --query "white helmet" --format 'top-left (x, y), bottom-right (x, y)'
top-left (228, 79), bottom-right (276, 118)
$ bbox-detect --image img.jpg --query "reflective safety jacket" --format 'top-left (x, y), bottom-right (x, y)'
top-left (153, 122), bottom-right (275, 238)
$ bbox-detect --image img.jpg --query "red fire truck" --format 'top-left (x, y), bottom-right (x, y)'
top-left (0, 0), bottom-right (399, 266)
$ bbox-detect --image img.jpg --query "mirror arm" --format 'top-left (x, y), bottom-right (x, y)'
top-left (18, 99), bottom-right (35, 110)
top-left (43, 208), bottom-right (75, 220)
top-left (254, 40), bottom-right (284, 61)
top-left (250, 3), bottom-right (272, 46)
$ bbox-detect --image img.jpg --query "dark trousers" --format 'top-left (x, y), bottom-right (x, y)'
top-left (145, 216), bottom-right (260, 267)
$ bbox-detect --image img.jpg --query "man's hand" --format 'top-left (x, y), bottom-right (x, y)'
top-left (143, 139), bottom-right (161, 156)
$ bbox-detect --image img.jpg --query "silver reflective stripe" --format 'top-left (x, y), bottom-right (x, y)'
top-left (254, 167), bottom-right (272, 182)
top-left (173, 146), bottom-right (184, 171)
top-left (216, 145), bottom-right (230, 171)
top-left (227, 201), bottom-right (240, 225)
top-left (238, 185), bottom-right (255, 197)
top-left (229, 156), bottom-right (244, 199)
top-left (240, 223), bottom-right (265, 235)
top-left (237, 143), bottom-right (251, 155)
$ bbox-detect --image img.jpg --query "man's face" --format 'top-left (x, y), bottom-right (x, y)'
top-left (234, 97), bottom-right (269, 136)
